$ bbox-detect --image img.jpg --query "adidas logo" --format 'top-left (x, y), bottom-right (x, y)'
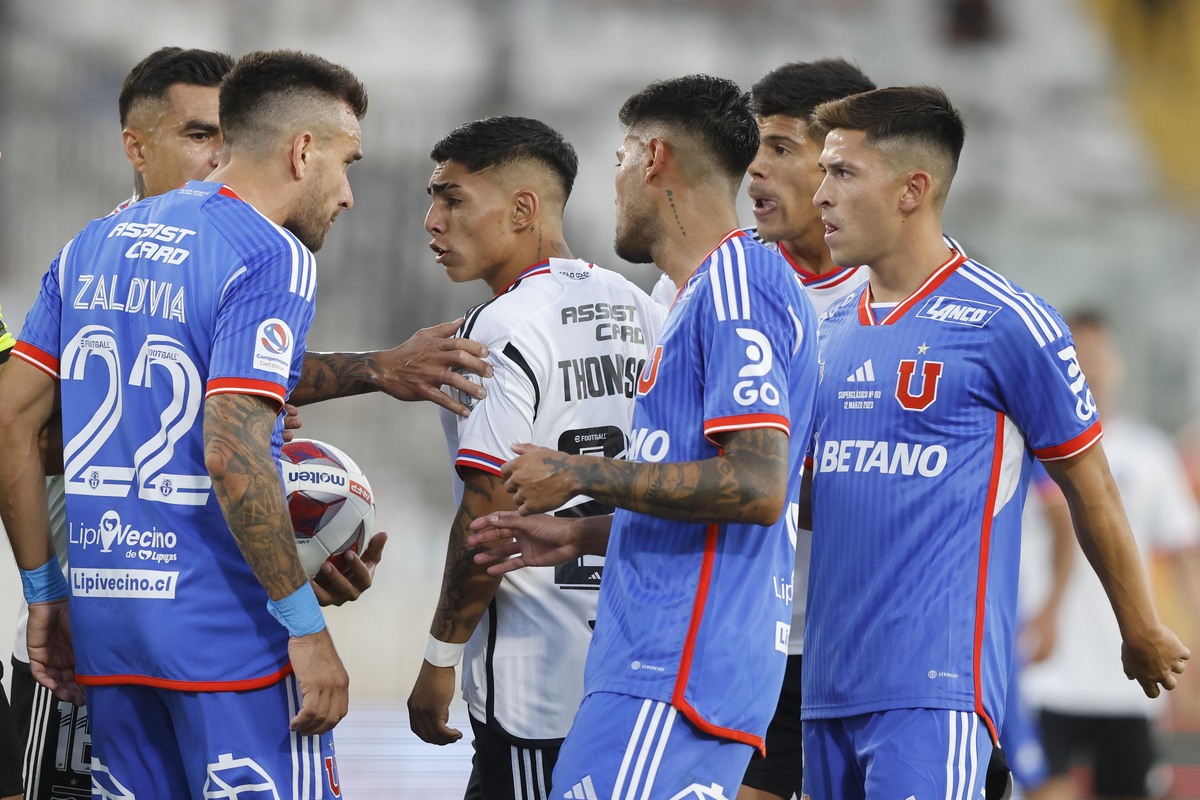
top-left (846, 359), bottom-right (875, 383)
top-left (564, 775), bottom-right (599, 799)
top-left (588, 571), bottom-right (602, 581)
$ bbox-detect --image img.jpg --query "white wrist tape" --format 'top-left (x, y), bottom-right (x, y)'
top-left (424, 634), bottom-right (466, 668)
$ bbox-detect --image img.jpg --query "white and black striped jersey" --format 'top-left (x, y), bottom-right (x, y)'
top-left (440, 257), bottom-right (664, 744)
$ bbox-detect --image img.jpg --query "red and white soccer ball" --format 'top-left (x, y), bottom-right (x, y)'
top-left (280, 438), bottom-right (376, 578)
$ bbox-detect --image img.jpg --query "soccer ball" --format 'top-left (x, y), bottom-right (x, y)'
top-left (279, 438), bottom-right (376, 578)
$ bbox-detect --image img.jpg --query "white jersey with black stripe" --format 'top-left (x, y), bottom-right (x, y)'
top-left (440, 257), bottom-right (664, 743)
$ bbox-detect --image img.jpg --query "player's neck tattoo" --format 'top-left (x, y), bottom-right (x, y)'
top-left (666, 189), bottom-right (687, 237)
top-left (535, 222), bottom-right (544, 261)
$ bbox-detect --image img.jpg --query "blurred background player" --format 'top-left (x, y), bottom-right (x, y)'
top-left (801, 85), bottom-right (1187, 800)
top-left (483, 73), bottom-right (818, 798)
top-left (10, 45), bottom-right (493, 800)
top-left (0, 49), bottom-right (365, 797)
top-left (1021, 309), bottom-right (1200, 800)
top-left (407, 115), bottom-right (663, 798)
top-left (0, 159), bottom-right (24, 795)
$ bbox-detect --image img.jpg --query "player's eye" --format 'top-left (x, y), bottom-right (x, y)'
top-left (775, 145), bottom-right (789, 156)
top-left (188, 132), bottom-right (210, 142)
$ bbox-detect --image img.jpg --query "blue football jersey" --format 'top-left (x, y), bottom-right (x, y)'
top-left (803, 250), bottom-right (1101, 739)
top-left (583, 230), bottom-right (819, 752)
top-left (14, 181), bottom-right (315, 689)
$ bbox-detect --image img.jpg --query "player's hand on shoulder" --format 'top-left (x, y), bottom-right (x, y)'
top-left (376, 318), bottom-right (493, 416)
top-left (407, 660), bottom-right (463, 745)
top-left (1121, 622), bottom-right (1190, 698)
top-left (288, 627), bottom-right (349, 735)
top-left (468, 511), bottom-right (584, 575)
top-left (311, 531), bottom-right (387, 606)
top-left (501, 443), bottom-right (582, 514)
top-left (27, 599), bottom-right (85, 706)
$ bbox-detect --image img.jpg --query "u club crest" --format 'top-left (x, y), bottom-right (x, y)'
top-left (895, 359), bottom-right (944, 412)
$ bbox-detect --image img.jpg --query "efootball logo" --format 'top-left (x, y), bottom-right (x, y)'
top-left (260, 321), bottom-right (290, 354)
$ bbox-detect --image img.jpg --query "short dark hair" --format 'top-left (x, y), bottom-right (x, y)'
top-left (751, 59), bottom-right (876, 124)
top-left (619, 74), bottom-right (758, 179)
top-left (430, 116), bottom-right (579, 201)
top-left (218, 50), bottom-right (368, 149)
top-left (118, 47), bottom-right (235, 127)
top-left (812, 86), bottom-right (966, 172)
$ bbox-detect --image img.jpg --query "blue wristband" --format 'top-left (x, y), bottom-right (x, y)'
top-left (266, 583), bottom-right (326, 638)
top-left (19, 559), bottom-right (69, 604)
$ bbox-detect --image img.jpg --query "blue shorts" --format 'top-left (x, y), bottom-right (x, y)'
top-left (553, 692), bottom-right (754, 800)
top-left (802, 709), bottom-right (992, 800)
top-left (86, 675), bottom-right (340, 799)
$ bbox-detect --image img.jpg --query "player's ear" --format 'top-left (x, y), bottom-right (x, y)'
top-left (512, 188), bottom-right (538, 230)
top-left (288, 131), bottom-right (315, 180)
top-left (898, 169), bottom-right (932, 213)
top-left (122, 128), bottom-right (147, 171)
top-left (644, 137), bottom-right (667, 185)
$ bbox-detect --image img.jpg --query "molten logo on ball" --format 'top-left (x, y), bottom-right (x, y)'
top-left (279, 439), bottom-right (376, 577)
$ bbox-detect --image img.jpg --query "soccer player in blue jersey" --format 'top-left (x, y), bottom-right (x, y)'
top-left (12, 45), bottom-right (488, 800)
top-left (0, 50), bottom-right (369, 798)
top-left (477, 75), bottom-right (819, 799)
top-left (800, 85), bottom-right (1188, 800)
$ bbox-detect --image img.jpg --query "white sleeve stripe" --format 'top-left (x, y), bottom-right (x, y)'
top-left (711, 241), bottom-right (753, 322)
top-left (306, 245), bottom-right (313, 300)
top-left (306, 247), bottom-right (316, 302)
top-left (710, 251), bottom-right (728, 322)
top-left (732, 235), bottom-right (751, 319)
top-left (57, 237), bottom-right (74, 297)
top-left (218, 266), bottom-right (248, 306)
top-left (296, 236), bottom-right (310, 299)
top-left (286, 234), bottom-right (300, 295)
top-left (722, 244), bottom-right (740, 320)
top-left (962, 262), bottom-right (1061, 341)
top-left (959, 268), bottom-right (1049, 347)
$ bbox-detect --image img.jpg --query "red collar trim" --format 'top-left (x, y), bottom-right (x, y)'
top-left (856, 250), bottom-right (967, 326)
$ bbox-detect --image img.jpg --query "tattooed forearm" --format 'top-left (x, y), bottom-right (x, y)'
top-left (204, 394), bottom-right (307, 600)
top-left (575, 427), bottom-right (788, 524)
top-left (291, 351), bottom-right (379, 406)
top-left (430, 471), bottom-right (514, 642)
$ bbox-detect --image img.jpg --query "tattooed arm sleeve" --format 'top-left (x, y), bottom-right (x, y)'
top-left (204, 392), bottom-right (308, 600)
top-left (429, 469), bottom-right (517, 643)
top-left (511, 427), bottom-right (789, 526)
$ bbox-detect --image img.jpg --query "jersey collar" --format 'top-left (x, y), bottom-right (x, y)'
top-left (670, 228), bottom-right (747, 309)
top-left (495, 259), bottom-right (553, 297)
top-left (856, 249), bottom-right (968, 326)
top-left (778, 241), bottom-right (860, 289)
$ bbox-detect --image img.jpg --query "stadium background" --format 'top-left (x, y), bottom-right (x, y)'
top-left (1, 0), bottom-right (1199, 793)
